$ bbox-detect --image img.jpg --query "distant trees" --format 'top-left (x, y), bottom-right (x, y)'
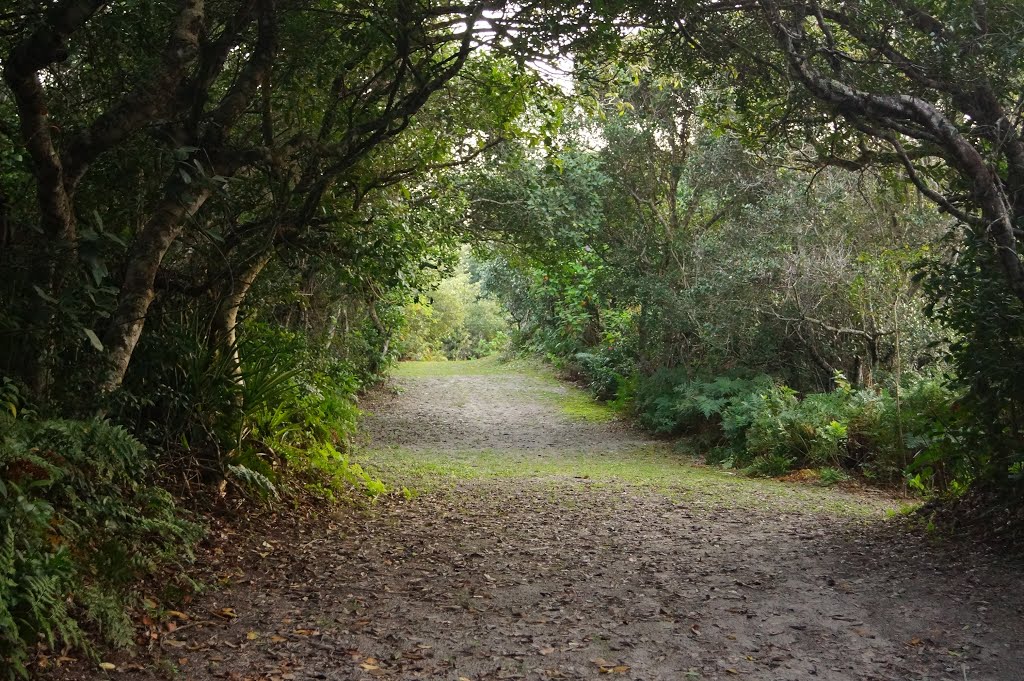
top-left (469, 70), bottom-right (964, 486)
top-left (474, 72), bottom-right (947, 391)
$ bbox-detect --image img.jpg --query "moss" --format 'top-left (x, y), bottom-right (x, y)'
top-left (392, 356), bottom-right (508, 378)
top-left (356, 444), bottom-right (899, 518)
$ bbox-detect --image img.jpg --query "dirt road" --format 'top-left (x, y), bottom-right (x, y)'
top-left (92, 359), bottom-right (1023, 680)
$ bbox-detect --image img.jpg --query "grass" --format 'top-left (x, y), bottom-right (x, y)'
top-left (535, 386), bottom-right (619, 422)
top-left (393, 356), bottom-right (620, 422)
top-left (371, 357), bottom-right (910, 519)
top-left (356, 444), bottom-right (900, 518)
top-left (391, 355), bottom-right (509, 377)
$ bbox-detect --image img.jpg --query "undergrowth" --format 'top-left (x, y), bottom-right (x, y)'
top-left (0, 416), bottom-right (200, 679)
top-left (625, 369), bottom-right (962, 490)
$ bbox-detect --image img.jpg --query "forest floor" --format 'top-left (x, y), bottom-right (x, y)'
top-left (64, 358), bottom-right (1023, 681)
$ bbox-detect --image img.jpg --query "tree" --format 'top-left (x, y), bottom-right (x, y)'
top-left (0, 0), bottom-right (535, 402)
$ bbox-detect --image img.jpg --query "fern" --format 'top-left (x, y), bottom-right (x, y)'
top-left (227, 463), bottom-right (280, 500)
top-left (0, 418), bottom-right (201, 679)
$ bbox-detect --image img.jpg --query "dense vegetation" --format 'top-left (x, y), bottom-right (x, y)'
top-left (1, 0), bottom-right (1023, 674)
top-left (471, 80), bottom-right (956, 488)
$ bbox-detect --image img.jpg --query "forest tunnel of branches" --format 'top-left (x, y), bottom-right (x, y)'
top-left (2, 0), bottom-right (1024, 676)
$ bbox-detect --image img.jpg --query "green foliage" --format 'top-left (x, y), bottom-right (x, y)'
top-left (0, 417), bottom-right (200, 678)
top-left (699, 372), bottom-right (959, 485)
top-left (818, 467), bottom-right (851, 486)
top-left (398, 255), bottom-right (509, 361)
top-left (921, 235), bottom-right (1024, 489)
top-left (291, 442), bottom-right (388, 502)
top-left (743, 453), bottom-right (797, 478)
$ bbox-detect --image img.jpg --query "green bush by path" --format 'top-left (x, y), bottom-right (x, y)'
top-left (624, 369), bottom-right (962, 490)
top-left (0, 417), bottom-right (200, 678)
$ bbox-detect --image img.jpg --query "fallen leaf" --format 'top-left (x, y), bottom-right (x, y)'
top-left (214, 607), bottom-right (237, 619)
top-left (99, 662), bottom-right (116, 671)
top-left (247, 631), bottom-right (259, 640)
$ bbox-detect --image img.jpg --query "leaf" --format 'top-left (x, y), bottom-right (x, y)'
top-left (99, 662), bottom-right (117, 671)
top-left (83, 328), bottom-right (104, 351)
top-left (247, 631), bottom-right (259, 640)
top-left (32, 285), bottom-right (58, 304)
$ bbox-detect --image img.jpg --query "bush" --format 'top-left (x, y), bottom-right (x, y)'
top-left (818, 467), bottom-right (850, 486)
top-left (623, 364), bottom-right (963, 488)
top-left (630, 369), bottom-right (774, 439)
top-left (632, 368), bottom-right (695, 434)
top-left (714, 372), bottom-right (963, 486)
top-left (742, 385), bottom-right (852, 468)
top-left (0, 417), bottom-right (200, 678)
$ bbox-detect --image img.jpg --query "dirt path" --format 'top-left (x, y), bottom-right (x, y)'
top-left (92, 359), bottom-right (1022, 681)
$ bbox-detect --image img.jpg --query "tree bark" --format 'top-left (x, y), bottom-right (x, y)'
top-left (99, 185), bottom-right (211, 392)
top-left (758, 0), bottom-right (1024, 303)
top-left (98, 0), bottom-right (276, 393)
top-left (209, 250), bottom-right (274, 381)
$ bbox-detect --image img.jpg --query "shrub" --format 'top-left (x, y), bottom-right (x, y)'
top-left (818, 467), bottom-right (851, 486)
top-left (0, 417), bottom-right (200, 678)
top-left (632, 367), bottom-right (694, 434)
top-left (743, 453), bottom-right (796, 477)
top-left (673, 374), bottom-right (775, 442)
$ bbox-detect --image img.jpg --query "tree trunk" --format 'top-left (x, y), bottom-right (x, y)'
top-left (209, 250), bottom-right (274, 381)
top-left (365, 299), bottom-right (392, 375)
top-left (99, 185), bottom-right (211, 392)
top-left (324, 299), bottom-right (345, 348)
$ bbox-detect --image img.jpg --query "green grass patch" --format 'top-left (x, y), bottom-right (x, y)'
top-left (533, 385), bottom-right (619, 422)
top-left (392, 355), bottom-right (509, 377)
top-left (393, 357), bottom-right (619, 422)
top-left (357, 444), bottom-right (900, 518)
